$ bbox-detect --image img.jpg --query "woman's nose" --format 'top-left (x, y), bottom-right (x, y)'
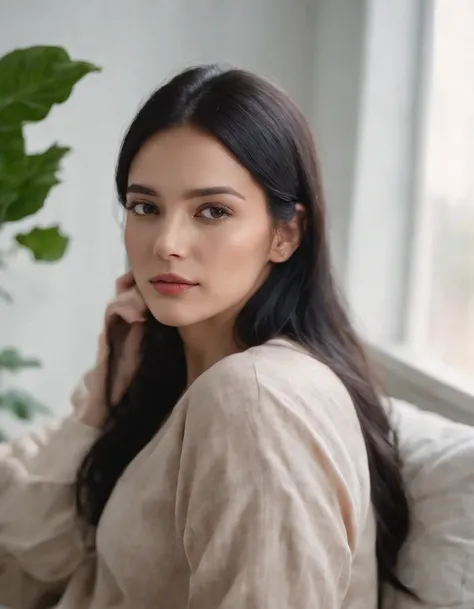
top-left (152, 216), bottom-right (190, 260)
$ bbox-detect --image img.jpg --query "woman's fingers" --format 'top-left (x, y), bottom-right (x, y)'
top-left (95, 277), bottom-right (146, 359)
top-left (78, 275), bottom-right (149, 428)
top-left (115, 271), bottom-right (136, 295)
top-left (105, 287), bottom-right (147, 326)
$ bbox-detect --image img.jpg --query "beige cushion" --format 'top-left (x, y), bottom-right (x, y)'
top-left (383, 399), bottom-right (474, 609)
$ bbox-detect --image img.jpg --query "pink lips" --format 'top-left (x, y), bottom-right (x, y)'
top-left (149, 273), bottom-right (198, 296)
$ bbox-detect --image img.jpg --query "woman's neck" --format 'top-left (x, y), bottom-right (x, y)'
top-left (179, 319), bottom-right (241, 387)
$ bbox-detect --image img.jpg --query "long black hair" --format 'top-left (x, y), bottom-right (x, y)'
top-left (76, 65), bottom-right (414, 605)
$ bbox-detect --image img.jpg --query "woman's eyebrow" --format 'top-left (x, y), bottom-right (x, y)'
top-left (126, 184), bottom-right (245, 200)
top-left (183, 186), bottom-right (245, 200)
top-left (126, 183), bottom-right (157, 196)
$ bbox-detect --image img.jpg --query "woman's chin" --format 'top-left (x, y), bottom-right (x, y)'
top-left (147, 305), bottom-right (205, 329)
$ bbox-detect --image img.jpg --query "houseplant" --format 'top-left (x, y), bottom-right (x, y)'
top-left (0, 46), bottom-right (100, 438)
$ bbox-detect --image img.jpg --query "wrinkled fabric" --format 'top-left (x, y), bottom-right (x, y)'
top-left (0, 338), bottom-right (376, 609)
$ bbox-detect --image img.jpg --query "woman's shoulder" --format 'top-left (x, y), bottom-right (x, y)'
top-left (186, 337), bottom-right (360, 437)
top-left (192, 336), bottom-right (348, 393)
top-left (182, 337), bottom-right (371, 529)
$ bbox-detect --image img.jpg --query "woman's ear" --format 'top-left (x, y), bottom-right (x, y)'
top-left (269, 203), bottom-right (306, 263)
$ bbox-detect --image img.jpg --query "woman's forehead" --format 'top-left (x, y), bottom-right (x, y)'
top-left (128, 126), bottom-right (261, 198)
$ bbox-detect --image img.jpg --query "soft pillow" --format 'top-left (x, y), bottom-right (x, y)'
top-left (382, 399), bottom-right (474, 609)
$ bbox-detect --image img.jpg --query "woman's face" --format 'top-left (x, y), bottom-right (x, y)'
top-left (125, 125), bottom-right (285, 329)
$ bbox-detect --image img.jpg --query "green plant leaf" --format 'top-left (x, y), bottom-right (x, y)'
top-left (0, 348), bottom-right (41, 371)
top-left (15, 224), bottom-right (69, 261)
top-left (0, 389), bottom-right (50, 419)
top-left (0, 124), bottom-right (25, 161)
top-left (0, 46), bottom-right (101, 126)
top-left (1, 144), bottom-right (69, 222)
top-left (0, 127), bottom-right (26, 220)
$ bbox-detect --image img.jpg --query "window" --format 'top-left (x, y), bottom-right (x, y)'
top-left (344, 0), bottom-right (474, 417)
top-left (407, 0), bottom-right (474, 384)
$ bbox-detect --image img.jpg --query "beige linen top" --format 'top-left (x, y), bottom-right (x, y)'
top-left (0, 338), bottom-right (377, 609)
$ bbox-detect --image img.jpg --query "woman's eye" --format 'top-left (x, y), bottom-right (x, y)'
top-left (198, 205), bottom-right (230, 221)
top-left (127, 201), bottom-right (157, 216)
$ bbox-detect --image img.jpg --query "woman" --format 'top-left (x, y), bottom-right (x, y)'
top-left (0, 65), bottom-right (413, 609)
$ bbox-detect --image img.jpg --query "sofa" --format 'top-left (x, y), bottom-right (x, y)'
top-left (383, 399), bottom-right (474, 609)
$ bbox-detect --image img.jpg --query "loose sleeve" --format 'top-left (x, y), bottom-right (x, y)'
top-left (176, 353), bottom-right (369, 609)
top-left (0, 376), bottom-right (100, 607)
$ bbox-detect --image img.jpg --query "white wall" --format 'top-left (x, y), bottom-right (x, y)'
top-left (311, 0), bottom-right (422, 341)
top-left (0, 0), bottom-right (316, 433)
top-left (310, 0), bottom-right (368, 278)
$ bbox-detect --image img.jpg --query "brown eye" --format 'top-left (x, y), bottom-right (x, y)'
top-left (198, 205), bottom-right (230, 220)
top-left (127, 201), bottom-right (158, 216)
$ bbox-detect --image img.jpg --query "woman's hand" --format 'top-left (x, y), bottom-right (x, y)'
top-left (74, 272), bottom-right (147, 428)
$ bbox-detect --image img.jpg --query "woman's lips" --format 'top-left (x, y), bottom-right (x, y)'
top-left (151, 281), bottom-right (198, 296)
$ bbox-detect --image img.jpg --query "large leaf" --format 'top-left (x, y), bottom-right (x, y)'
top-left (1, 144), bottom-right (69, 222)
top-left (0, 124), bottom-right (24, 161)
top-left (0, 46), bottom-right (101, 126)
top-left (0, 389), bottom-right (50, 419)
top-left (0, 347), bottom-right (41, 371)
top-left (15, 224), bottom-right (69, 261)
top-left (0, 126), bottom-right (25, 220)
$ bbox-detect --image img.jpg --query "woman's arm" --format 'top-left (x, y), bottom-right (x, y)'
top-left (0, 544), bottom-right (66, 609)
top-left (176, 351), bottom-right (372, 609)
top-left (0, 378), bottom-right (100, 606)
top-left (0, 271), bottom-right (146, 606)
